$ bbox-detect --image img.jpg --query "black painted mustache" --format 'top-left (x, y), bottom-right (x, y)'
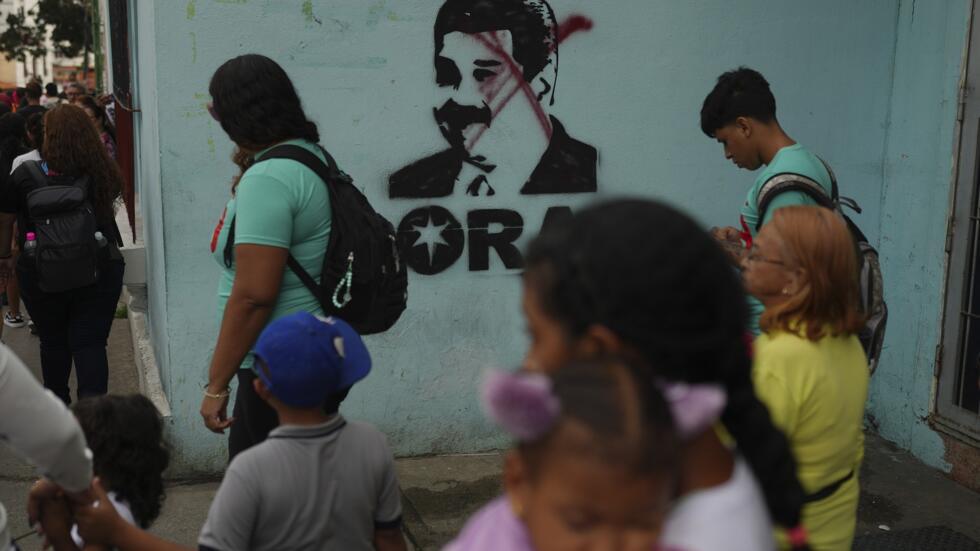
top-left (434, 100), bottom-right (493, 148)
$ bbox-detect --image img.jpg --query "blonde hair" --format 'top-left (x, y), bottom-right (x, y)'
top-left (760, 206), bottom-right (865, 340)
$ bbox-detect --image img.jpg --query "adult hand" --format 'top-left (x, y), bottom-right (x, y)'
top-left (37, 494), bottom-right (74, 550)
top-left (74, 478), bottom-right (123, 547)
top-left (709, 226), bottom-right (746, 266)
top-left (200, 389), bottom-right (234, 434)
top-left (710, 225), bottom-right (742, 243)
top-left (27, 478), bottom-right (61, 527)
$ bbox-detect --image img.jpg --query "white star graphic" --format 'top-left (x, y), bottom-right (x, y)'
top-left (412, 215), bottom-right (451, 263)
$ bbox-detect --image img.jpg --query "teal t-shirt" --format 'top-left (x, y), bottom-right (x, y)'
top-left (740, 144), bottom-right (832, 334)
top-left (211, 139), bottom-right (331, 368)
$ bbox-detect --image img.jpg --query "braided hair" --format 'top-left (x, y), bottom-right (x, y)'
top-left (524, 199), bottom-right (809, 546)
top-left (208, 54), bottom-right (320, 192)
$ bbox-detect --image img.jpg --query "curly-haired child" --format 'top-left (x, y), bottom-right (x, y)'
top-left (38, 394), bottom-right (169, 550)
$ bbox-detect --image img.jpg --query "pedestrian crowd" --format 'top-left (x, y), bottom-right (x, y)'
top-left (0, 48), bottom-right (876, 551)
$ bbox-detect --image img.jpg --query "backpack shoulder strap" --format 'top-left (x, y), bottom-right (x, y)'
top-left (816, 156), bottom-right (839, 201)
top-left (257, 144), bottom-right (338, 187)
top-left (24, 160), bottom-right (46, 187)
top-left (255, 144), bottom-right (343, 307)
top-left (755, 172), bottom-right (834, 232)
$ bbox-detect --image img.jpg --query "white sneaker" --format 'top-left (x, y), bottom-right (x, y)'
top-left (4, 312), bottom-right (25, 328)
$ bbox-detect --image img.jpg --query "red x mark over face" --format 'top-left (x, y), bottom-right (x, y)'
top-left (438, 15), bottom-right (594, 152)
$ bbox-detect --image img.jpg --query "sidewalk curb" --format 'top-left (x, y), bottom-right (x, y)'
top-left (124, 285), bottom-right (172, 418)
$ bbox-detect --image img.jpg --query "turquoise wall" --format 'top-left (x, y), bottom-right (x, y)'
top-left (868, 0), bottom-right (972, 469)
top-left (131, 0), bottom-right (962, 474)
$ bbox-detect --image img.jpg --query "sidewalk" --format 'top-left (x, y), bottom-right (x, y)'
top-left (2, 316), bottom-right (980, 550)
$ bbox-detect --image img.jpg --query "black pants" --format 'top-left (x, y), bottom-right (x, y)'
top-left (228, 369), bottom-right (279, 462)
top-left (18, 259), bottom-right (124, 404)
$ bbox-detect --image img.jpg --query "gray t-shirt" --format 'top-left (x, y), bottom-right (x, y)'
top-left (198, 416), bottom-right (402, 551)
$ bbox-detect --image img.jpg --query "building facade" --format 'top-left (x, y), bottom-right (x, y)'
top-left (109, 0), bottom-right (980, 485)
top-left (2, 0), bottom-right (92, 88)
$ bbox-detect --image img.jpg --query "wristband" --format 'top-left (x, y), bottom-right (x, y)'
top-left (203, 386), bottom-right (230, 399)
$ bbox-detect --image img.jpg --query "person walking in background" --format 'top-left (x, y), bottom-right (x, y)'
top-left (17, 83), bottom-right (46, 122)
top-left (700, 67), bottom-right (834, 335)
top-left (200, 54), bottom-right (332, 460)
top-left (42, 83), bottom-right (64, 109)
top-left (76, 95), bottom-right (117, 161)
top-left (0, 113), bottom-right (28, 330)
top-left (64, 83), bottom-right (85, 105)
top-left (10, 113), bottom-right (43, 174)
top-left (521, 199), bottom-right (820, 550)
top-left (743, 206), bottom-right (868, 550)
top-left (0, 105), bottom-right (125, 405)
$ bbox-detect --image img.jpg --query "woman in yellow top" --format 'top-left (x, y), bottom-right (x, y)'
top-left (742, 206), bottom-right (869, 551)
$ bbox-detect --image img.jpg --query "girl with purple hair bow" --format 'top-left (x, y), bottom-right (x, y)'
top-left (444, 359), bottom-right (720, 551)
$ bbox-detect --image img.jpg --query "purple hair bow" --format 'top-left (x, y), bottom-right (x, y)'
top-left (481, 369), bottom-right (561, 441)
top-left (481, 369), bottom-right (727, 442)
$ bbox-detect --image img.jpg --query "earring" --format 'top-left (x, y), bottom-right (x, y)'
top-left (782, 288), bottom-right (791, 295)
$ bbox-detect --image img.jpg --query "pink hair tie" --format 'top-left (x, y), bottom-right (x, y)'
top-left (661, 382), bottom-right (727, 439)
top-left (481, 369), bottom-right (560, 441)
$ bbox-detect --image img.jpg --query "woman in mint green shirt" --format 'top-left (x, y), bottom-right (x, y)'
top-left (201, 55), bottom-right (331, 460)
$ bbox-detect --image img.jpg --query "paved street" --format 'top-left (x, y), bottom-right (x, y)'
top-left (1, 312), bottom-right (979, 550)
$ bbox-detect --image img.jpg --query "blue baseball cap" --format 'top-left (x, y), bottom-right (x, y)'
top-left (253, 312), bottom-right (372, 408)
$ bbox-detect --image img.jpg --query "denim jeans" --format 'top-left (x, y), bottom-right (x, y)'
top-left (18, 259), bottom-right (124, 404)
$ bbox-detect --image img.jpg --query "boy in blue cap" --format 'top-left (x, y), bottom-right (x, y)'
top-left (72, 312), bottom-right (408, 551)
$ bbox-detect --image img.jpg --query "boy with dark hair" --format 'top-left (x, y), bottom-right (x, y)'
top-left (701, 67), bottom-right (834, 333)
top-left (72, 313), bottom-right (408, 551)
top-left (18, 83), bottom-right (45, 120)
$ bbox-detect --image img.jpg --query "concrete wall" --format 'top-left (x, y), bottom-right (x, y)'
top-left (867, 0), bottom-right (973, 470)
top-left (132, 1), bottom-right (171, 413)
top-left (133, 0), bottom-right (931, 474)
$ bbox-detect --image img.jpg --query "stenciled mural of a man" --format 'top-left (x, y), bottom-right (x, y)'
top-left (389, 0), bottom-right (597, 199)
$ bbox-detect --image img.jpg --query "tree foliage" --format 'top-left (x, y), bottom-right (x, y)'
top-left (38, 0), bottom-right (88, 59)
top-left (0, 0), bottom-right (89, 64)
top-left (0, 10), bottom-right (48, 63)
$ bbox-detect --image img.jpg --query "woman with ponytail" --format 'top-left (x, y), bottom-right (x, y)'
top-left (522, 199), bottom-right (810, 550)
top-left (743, 206), bottom-right (868, 550)
top-left (201, 54), bottom-right (332, 459)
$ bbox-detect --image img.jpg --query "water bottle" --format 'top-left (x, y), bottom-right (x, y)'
top-left (94, 231), bottom-right (107, 248)
top-left (23, 232), bottom-right (36, 257)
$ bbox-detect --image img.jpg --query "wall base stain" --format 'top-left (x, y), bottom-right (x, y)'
top-left (943, 433), bottom-right (980, 493)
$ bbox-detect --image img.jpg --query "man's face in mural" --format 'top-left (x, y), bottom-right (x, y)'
top-left (387, 1), bottom-right (596, 200)
top-left (435, 30), bottom-right (520, 152)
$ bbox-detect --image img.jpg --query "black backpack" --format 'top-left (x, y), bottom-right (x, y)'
top-left (756, 159), bottom-right (887, 374)
top-left (24, 161), bottom-right (117, 293)
top-left (224, 145), bottom-right (407, 335)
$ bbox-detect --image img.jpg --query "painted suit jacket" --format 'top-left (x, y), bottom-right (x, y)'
top-left (388, 116), bottom-right (597, 198)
